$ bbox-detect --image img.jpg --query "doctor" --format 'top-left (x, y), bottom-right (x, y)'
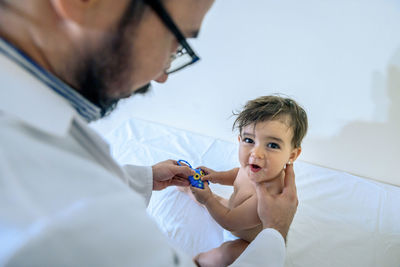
top-left (0, 0), bottom-right (298, 266)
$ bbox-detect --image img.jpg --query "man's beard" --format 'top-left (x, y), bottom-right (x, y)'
top-left (73, 1), bottom-right (152, 118)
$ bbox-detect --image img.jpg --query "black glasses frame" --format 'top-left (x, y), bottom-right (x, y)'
top-left (144, 0), bottom-right (200, 73)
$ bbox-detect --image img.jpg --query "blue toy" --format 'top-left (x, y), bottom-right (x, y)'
top-left (177, 160), bottom-right (209, 189)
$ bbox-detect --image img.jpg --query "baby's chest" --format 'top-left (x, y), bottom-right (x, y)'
top-left (230, 182), bottom-right (255, 208)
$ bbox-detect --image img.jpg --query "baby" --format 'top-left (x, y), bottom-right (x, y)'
top-left (189, 95), bottom-right (308, 267)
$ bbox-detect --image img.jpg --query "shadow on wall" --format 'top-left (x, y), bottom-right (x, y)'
top-left (303, 47), bottom-right (400, 186)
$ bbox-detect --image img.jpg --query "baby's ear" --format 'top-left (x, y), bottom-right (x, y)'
top-left (238, 135), bottom-right (241, 142)
top-left (289, 147), bottom-right (302, 164)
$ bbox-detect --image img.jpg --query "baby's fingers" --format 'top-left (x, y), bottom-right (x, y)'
top-left (197, 166), bottom-right (211, 173)
top-left (201, 174), bottom-right (212, 182)
top-left (190, 180), bottom-right (211, 193)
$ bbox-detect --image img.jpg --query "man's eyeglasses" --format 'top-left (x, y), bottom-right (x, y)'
top-left (145, 0), bottom-right (200, 74)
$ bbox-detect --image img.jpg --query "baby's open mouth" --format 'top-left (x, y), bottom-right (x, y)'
top-left (250, 164), bottom-right (262, 173)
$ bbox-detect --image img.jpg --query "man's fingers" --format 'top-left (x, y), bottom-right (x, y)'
top-left (283, 163), bottom-right (298, 204)
top-left (171, 179), bottom-right (190, 187)
top-left (283, 163), bottom-right (296, 190)
top-left (172, 165), bottom-right (195, 177)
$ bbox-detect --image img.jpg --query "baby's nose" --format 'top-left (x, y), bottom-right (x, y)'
top-left (251, 147), bottom-right (264, 159)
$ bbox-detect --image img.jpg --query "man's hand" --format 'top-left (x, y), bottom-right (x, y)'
top-left (152, 160), bottom-right (193, 190)
top-left (190, 182), bottom-right (213, 205)
top-left (254, 163), bottom-right (298, 241)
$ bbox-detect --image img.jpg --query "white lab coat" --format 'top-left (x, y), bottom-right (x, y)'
top-left (0, 52), bottom-right (285, 266)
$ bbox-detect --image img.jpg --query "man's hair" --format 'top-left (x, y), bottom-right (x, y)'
top-left (233, 95), bottom-right (308, 148)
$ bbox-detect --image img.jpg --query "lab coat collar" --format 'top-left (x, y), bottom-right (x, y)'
top-left (0, 52), bottom-right (76, 137)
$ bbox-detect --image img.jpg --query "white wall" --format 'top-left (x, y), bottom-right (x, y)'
top-left (92, 0), bottom-right (400, 186)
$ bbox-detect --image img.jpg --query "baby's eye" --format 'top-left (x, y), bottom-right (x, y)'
top-left (243, 138), bottom-right (254, 144)
top-left (267, 143), bottom-right (280, 149)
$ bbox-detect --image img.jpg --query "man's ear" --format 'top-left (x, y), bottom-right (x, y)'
top-left (288, 147), bottom-right (302, 164)
top-left (51, 0), bottom-right (95, 25)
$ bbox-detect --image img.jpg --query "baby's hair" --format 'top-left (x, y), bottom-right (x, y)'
top-left (233, 95), bottom-right (308, 148)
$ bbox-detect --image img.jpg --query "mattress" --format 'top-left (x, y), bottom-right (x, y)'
top-left (95, 118), bottom-right (400, 267)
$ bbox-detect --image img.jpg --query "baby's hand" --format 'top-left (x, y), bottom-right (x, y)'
top-left (190, 182), bottom-right (213, 205)
top-left (196, 166), bottom-right (219, 184)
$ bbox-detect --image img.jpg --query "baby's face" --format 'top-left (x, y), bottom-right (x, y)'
top-left (238, 119), bottom-right (300, 183)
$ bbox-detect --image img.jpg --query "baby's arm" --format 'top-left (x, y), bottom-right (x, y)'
top-left (213, 193), bottom-right (229, 208)
top-left (198, 166), bottom-right (239, 186)
top-left (205, 194), bottom-right (260, 231)
top-left (191, 184), bottom-right (260, 232)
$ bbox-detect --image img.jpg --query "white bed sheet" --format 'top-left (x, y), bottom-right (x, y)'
top-left (98, 118), bottom-right (400, 267)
